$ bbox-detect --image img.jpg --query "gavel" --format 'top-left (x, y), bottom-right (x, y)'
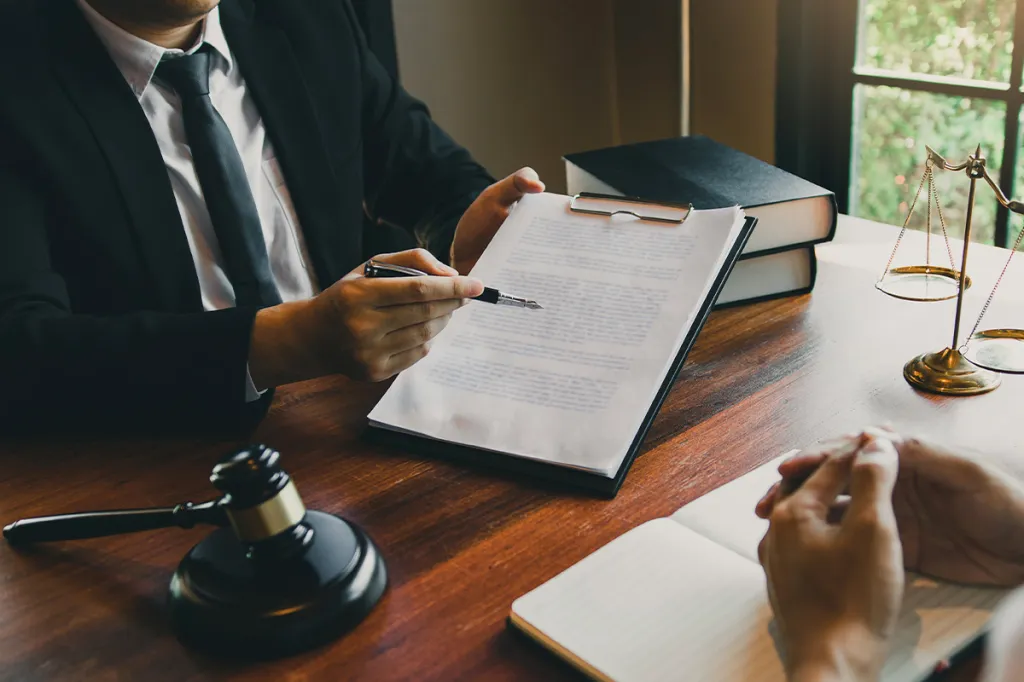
top-left (3, 445), bottom-right (387, 659)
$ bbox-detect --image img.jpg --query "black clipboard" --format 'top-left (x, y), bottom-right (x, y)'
top-left (366, 202), bottom-right (758, 498)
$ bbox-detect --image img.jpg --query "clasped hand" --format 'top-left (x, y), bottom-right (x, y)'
top-left (757, 436), bottom-right (904, 682)
top-left (756, 428), bottom-right (1024, 682)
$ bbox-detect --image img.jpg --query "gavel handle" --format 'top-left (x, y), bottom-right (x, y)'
top-left (3, 499), bottom-right (228, 545)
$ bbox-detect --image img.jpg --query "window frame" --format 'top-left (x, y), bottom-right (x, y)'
top-left (776, 0), bottom-right (1024, 247)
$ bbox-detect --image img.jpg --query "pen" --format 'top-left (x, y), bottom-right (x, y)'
top-left (363, 260), bottom-right (543, 310)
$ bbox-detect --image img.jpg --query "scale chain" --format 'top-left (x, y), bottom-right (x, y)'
top-left (926, 168), bottom-right (932, 268)
top-left (879, 162), bottom-right (932, 282)
top-left (931, 171), bottom-right (958, 270)
top-left (964, 218), bottom-right (1024, 351)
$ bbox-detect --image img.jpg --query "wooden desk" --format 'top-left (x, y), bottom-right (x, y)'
top-left (1, 217), bottom-right (1019, 682)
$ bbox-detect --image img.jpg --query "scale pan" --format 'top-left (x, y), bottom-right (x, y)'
top-left (963, 329), bottom-right (1024, 374)
top-left (875, 265), bottom-right (970, 302)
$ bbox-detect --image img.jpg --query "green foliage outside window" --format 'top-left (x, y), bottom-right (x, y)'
top-left (851, 0), bottom-right (1016, 245)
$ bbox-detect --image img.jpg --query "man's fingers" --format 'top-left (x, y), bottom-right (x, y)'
top-left (844, 437), bottom-right (900, 522)
top-left (791, 450), bottom-right (855, 511)
top-left (514, 167), bottom-right (545, 193)
top-left (776, 432), bottom-right (866, 481)
top-left (371, 248), bottom-right (459, 276)
top-left (753, 430), bottom-right (896, 521)
top-left (385, 343), bottom-right (433, 377)
top-left (755, 482), bottom-right (781, 519)
top-left (785, 432), bottom-right (866, 467)
top-left (367, 274), bottom-right (484, 306)
top-left (376, 298), bottom-right (465, 333)
top-left (490, 167), bottom-right (546, 206)
top-left (757, 486), bottom-right (851, 521)
top-left (777, 453), bottom-right (826, 478)
top-left (381, 316), bottom-right (452, 355)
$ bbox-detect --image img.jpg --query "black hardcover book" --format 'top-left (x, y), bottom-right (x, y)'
top-left (565, 135), bottom-right (837, 258)
top-left (713, 246), bottom-right (818, 310)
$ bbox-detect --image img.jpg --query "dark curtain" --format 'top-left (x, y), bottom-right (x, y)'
top-left (775, 0), bottom-right (858, 212)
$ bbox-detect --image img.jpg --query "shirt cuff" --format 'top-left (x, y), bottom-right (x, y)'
top-left (244, 365), bottom-right (268, 403)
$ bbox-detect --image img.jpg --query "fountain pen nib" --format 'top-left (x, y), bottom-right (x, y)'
top-left (495, 290), bottom-right (543, 309)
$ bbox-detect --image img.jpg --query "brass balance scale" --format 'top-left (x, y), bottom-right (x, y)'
top-left (876, 145), bottom-right (1024, 395)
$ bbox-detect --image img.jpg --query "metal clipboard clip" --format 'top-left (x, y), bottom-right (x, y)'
top-left (568, 192), bottom-right (693, 225)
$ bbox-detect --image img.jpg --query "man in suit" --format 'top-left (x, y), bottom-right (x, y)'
top-left (0, 0), bottom-right (545, 431)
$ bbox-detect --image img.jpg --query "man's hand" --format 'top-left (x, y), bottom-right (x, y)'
top-left (450, 167), bottom-right (545, 275)
top-left (759, 437), bottom-right (904, 682)
top-left (248, 249), bottom-right (482, 388)
top-left (757, 427), bottom-right (1024, 587)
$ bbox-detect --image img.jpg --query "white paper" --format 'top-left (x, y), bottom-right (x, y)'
top-left (368, 193), bottom-right (746, 475)
top-left (669, 452), bottom-right (796, 564)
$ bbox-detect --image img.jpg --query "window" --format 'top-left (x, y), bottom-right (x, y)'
top-left (777, 0), bottom-right (1024, 247)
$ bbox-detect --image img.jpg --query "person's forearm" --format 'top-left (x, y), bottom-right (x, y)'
top-left (791, 662), bottom-right (878, 682)
top-left (788, 626), bottom-right (885, 682)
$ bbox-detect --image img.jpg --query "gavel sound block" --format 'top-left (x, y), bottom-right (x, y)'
top-left (3, 445), bottom-right (387, 659)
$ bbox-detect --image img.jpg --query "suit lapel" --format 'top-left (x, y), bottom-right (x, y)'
top-left (220, 0), bottom-right (355, 287)
top-left (46, 0), bottom-right (203, 312)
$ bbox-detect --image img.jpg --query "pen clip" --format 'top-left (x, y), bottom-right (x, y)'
top-left (364, 260), bottom-right (429, 278)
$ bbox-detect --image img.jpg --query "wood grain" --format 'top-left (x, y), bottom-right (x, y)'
top-left (1, 216), bottom-right (1019, 682)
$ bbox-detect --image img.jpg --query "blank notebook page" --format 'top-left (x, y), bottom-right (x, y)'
top-left (510, 518), bottom-right (786, 682)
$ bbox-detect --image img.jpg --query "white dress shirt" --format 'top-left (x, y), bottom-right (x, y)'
top-left (76, 0), bottom-right (320, 399)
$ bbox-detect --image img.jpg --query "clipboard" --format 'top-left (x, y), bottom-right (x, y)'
top-left (366, 201), bottom-right (758, 498)
top-left (568, 193), bottom-right (694, 225)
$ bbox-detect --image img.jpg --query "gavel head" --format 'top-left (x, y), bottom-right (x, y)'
top-left (209, 444), bottom-right (313, 562)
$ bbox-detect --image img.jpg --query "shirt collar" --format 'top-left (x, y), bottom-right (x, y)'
top-left (74, 0), bottom-right (234, 99)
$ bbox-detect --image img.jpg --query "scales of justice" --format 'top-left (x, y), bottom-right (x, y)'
top-left (876, 144), bottom-right (1024, 395)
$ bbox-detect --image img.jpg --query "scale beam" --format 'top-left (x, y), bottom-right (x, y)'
top-left (926, 145), bottom-right (1024, 215)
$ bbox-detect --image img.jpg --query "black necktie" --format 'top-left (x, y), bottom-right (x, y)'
top-left (156, 49), bottom-right (282, 307)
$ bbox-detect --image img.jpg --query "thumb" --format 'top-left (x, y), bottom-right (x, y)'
top-left (845, 437), bottom-right (900, 522)
top-left (491, 167), bottom-right (546, 206)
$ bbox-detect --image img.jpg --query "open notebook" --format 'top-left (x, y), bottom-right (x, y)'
top-left (510, 454), bottom-right (1009, 682)
top-left (368, 193), bottom-right (754, 495)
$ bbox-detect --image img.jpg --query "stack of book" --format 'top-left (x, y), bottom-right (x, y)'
top-left (564, 135), bottom-right (837, 307)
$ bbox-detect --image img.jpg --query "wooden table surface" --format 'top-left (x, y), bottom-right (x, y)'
top-left (2, 216), bottom-right (1020, 682)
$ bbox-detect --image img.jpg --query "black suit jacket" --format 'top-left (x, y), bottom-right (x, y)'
top-left (0, 0), bottom-right (494, 432)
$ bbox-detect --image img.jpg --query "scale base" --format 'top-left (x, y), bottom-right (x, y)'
top-left (168, 511), bottom-right (387, 659)
top-left (903, 347), bottom-right (1001, 396)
